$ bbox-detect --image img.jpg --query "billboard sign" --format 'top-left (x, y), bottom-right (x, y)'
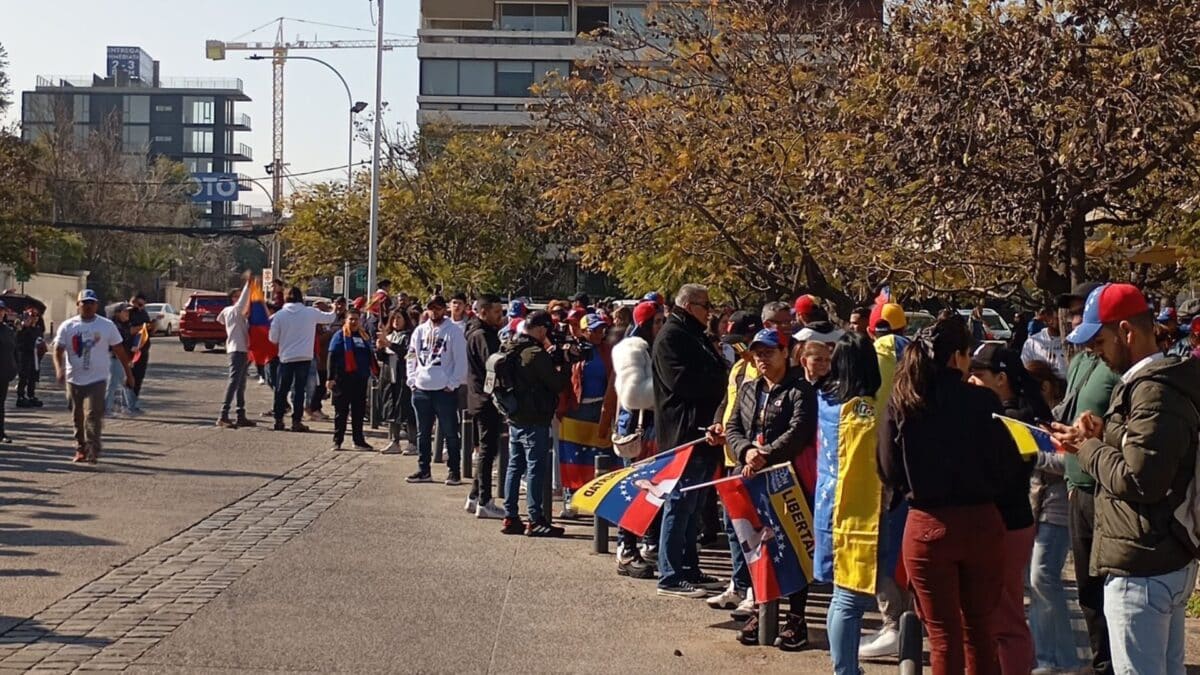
top-left (106, 46), bottom-right (154, 81)
top-left (188, 173), bottom-right (240, 203)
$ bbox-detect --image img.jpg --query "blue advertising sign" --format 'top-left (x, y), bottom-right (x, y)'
top-left (106, 46), bottom-right (154, 81)
top-left (189, 173), bottom-right (240, 203)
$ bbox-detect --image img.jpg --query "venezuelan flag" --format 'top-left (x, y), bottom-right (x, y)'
top-left (994, 414), bottom-right (1060, 457)
top-left (716, 464), bottom-right (814, 604)
top-left (570, 444), bottom-right (694, 536)
top-left (246, 280), bottom-right (276, 366)
top-left (130, 322), bottom-right (150, 364)
top-left (558, 415), bottom-right (614, 490)
top-left (814, 393), bottom-right (902, 595)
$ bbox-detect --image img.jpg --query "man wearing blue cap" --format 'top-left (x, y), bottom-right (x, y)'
top-left (1052, 283), bottom-right (1200, 675)
top-left (52, 290), bottom-right (135, 463)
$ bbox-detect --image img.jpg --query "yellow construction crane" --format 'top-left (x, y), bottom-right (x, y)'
top-left (205, 17), bottom-right (416, 217)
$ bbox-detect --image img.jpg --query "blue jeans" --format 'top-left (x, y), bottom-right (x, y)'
top-left (412, 388), bottom-right (461, 475)
top-left (827, 585), bottom-right (876, 675)
top-left (220, 351), bottom-right (249, 418)
top-left (724, 509), bottom-right (751, 593)
top-left (504, 423), bottom-right (551, 523)
top-left (274, 359), bottom-right (310, 424)
top-left (105, 356), bottom-right (136, 413)
top-left (1104, 560), bottom-right (1198, 675)
top-left (657, 453), bottom-right (714, 589)
top-left (1028, 523), bottom-right (1079, 670)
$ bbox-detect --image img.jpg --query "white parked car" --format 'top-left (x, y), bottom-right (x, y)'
top-left (957, 308), bottom-right (1013, 342)
top-left (144, 303), bottom-right (180, 335)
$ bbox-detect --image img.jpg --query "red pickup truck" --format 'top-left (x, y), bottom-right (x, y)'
top-left (179, 293), bottom-right (231, 351)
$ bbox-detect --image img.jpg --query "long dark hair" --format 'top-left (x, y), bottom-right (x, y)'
top-left (822, 333), bottom-right (882, 404)
top-left (388, 308), bottom-right (412, 333)
top-left (892, 316), bottom-right (971, 418)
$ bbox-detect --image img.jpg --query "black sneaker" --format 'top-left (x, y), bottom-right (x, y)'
top-left (738, 613), bottom-right (760, 645)
top-left (525, 520), bottom-right (565, 538)
top-left (15, 398), bottom-right (31, 408)
top-left (273, 420), bottom-right (286, 431)
top-left (656, 581), bottom-right (707, 599)
top-left (445, 472), bottom-right (462, 486)
top-left (501, 517), bottom-right (525, 535)
top-left (617, 551), bottom-right (656, 579)
top-left (29, 398), bottom-right (43, 408)
top-left (776, 613), bottom-right (809, 652)
top-left (690, 573), bottom-right (726, 591)
top-left (405, 471), bottom-right (433, 483)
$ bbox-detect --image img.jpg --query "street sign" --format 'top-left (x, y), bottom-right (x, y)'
top-left (262, 268), bottom-right (273, 291)
top-left (188, 173), bottom-right (240, 203)
top-left (333, 275), bottom-right (345, 294)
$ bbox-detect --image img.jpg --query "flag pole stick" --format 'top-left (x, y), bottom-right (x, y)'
top-left (680, 462), bottom-right (791, 492)
top-left (629, 436), bottom-right (707, 468)
top-left (992, 413), bottom-right (1051, 435)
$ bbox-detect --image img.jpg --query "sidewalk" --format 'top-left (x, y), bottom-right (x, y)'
top-left (2, 346), bottom-right (1199, 672)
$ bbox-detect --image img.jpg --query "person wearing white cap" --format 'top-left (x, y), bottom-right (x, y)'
top-left (52, 290), bottom-right (135, 463)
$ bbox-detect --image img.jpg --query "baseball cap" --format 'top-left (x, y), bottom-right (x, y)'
top-left (78, 289), bottom-right (99, 304)
top-left (507, 299), bottom-right (528, 318)
top-left (580, 313), bottom-right (610, 332)
top-left (794, 321), bottom-right (845, 344)
top-left (426, 294), bottom-right (447, 309)
top-left (643, 291), bottom-right (664, 306)
top-left (1056, 282), bottom-right (1103, 309)
top-left (793, 294), bottom-right (817, 318)
top-left (970, 343), bottom-right (1019, 376)
top-left (525, 309), bottom-right (554, 331)
top-left (1157, 307), bottom-right (1177, 324)
top-left (113, 302), bottom-right (133, 313)
top-left (570, 292), bottom-right (590, 306)
top-left (870, 303), bottom-right (907, 334)
top-left (632, 301), bottom-right (658, 327)
top-left (749, 328), bottom-right (788, 350)
top-left (726, 310), bottom-right (763, 340)
top-left (1067, 283), bottom-right (1150, 345)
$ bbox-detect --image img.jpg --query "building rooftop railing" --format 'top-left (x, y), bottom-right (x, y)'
top-left (231, 112), bottom-right (252, 128)
top-left (35, 75), bottom-right (244, 91)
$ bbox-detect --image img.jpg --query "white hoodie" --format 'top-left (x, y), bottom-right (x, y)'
top-left (406, 318), bottom-right (468, 392)
top-left (611, 336), bottom-right (655, 411)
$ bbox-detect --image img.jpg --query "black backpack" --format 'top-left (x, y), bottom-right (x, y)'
top-left (485, 340), bottom-right (527, 419)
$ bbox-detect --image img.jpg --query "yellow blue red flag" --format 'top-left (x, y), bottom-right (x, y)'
top-left (993, 414), bottom-right (1061, 457)
top-left (569, 444), bottom-right (694, 536)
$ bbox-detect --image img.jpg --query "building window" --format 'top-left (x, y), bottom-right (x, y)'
top-left (500, 3), bottom-right (569, 31)
top-left (459, 60), bottom-right (495, 96)
top-left (73, 95), bottom-right (90, 123)
top-left (183, 97), bottom-right (214, 124)
top-left (185, 129), bottom-right (213, 153)
top-left (123, 96), bottom-right (150, 124)
top-left (22, 94), bottom-right (55, 123)
top-left (496, 61), bottom-right (534, 97)
top-left (185, 158), bottom-right (214, 173)
top-left (534, 61), bottom-right (569, 85)
top-left (421, 60), bottom-right (459, 96)
top-left (122, 125), bottom-right (149, 153)
top-left (428, 18), bottom-right (493, 30)
top-left (576, 5), bottom-right (610, 33)
top-left (613, 4), bottom-right (646, 33)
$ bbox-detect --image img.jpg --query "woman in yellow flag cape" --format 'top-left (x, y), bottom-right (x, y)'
top-left (814, 333), bottom-right (899, 675)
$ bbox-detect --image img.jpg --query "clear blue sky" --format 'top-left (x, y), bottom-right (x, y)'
top-left (2, 0), bottom-right (419, 208)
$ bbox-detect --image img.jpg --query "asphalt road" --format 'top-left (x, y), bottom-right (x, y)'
top-left (0, 342), bottom-right (1196, 673)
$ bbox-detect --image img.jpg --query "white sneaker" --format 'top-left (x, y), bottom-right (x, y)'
top-left (379, 441), bottom-right (401, 455)
top-left (706, 583), bottom-right (744, 610)
top-left (257, 376), bottom-right (267, 386)
top-left (859, 626), bottom-right (899, 659)
top-left (731, 588), bottom-right (756, 619)
top-left (476, 500), bottom-right (505, 519)
top-left (464, 496), bottom-right (478, 514)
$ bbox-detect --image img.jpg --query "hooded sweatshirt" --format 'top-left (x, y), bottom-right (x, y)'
top-left (1077, 354), bottom-right (1200, 577)
top-left (406, 317), bottom-right (468, 392)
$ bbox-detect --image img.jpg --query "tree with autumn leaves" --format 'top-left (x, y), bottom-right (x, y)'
top-left (532, 0), bottom-right (1200, 308)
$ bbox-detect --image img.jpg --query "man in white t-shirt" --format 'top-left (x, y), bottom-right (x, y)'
top-left (53, 289), bottom-right (134, 464)
top-left (268, 286), bottom-right (336, 432)
top-left (216, 280), bottom-right (254, 428)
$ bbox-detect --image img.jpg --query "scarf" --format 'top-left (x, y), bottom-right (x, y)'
top-left (341, 325), bottom-right (369, 374)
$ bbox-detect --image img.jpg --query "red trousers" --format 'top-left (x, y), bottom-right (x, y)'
top-left (995, 525), bottom-right (1035, 674)
top-left (904, 504), bottom-right (1005, 675)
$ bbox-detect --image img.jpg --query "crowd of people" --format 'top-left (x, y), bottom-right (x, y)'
top-left (3, 275), bottom-right (1199, 675)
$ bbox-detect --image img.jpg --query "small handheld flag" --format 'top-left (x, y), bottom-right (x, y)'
top-left (993, 414), bottom-right (1061, 457)
top-left (715, 464), bottom-right (815, 604)
top-left (570, 443), bottom-right (694, 536)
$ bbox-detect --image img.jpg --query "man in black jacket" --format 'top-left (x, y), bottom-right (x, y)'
top-left (127, 292), bottom-right (151, 410)
top-left (502, 310), bottom-right (572, 538)
top-left (465, 294), bottom-right (505, 519)
top-left (0, 301), bottom-right (17, 443)
top-left (653, 284), bottom-right (729, 598)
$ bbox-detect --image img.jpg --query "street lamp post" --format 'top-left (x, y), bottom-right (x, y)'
top-left (367, 0), bottom-right (385, 299)
top-left (247, 54), bottom-right (367, 187)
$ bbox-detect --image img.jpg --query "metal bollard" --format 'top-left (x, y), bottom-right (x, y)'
top-left (592, 455), bottom-right (611, 554)
top-left (898, 610), bottom-right (923, 675)
top-left (757, 600), bottom-right (779, 646)
top-left (368, 376), bottom-right (380, 429)
top-left (461, 413), bottom-right (474, 480)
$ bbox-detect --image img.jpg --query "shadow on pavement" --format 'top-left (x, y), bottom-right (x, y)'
top-left (0, 528), bottom-right (120, 547)
top-left (0, 616), bottom-right (113, 648)
top-left (0, 568), bottom-right (59, 578)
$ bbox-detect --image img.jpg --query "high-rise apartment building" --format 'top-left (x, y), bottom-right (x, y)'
top-left (20, 46), bottom-right (254, 229)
